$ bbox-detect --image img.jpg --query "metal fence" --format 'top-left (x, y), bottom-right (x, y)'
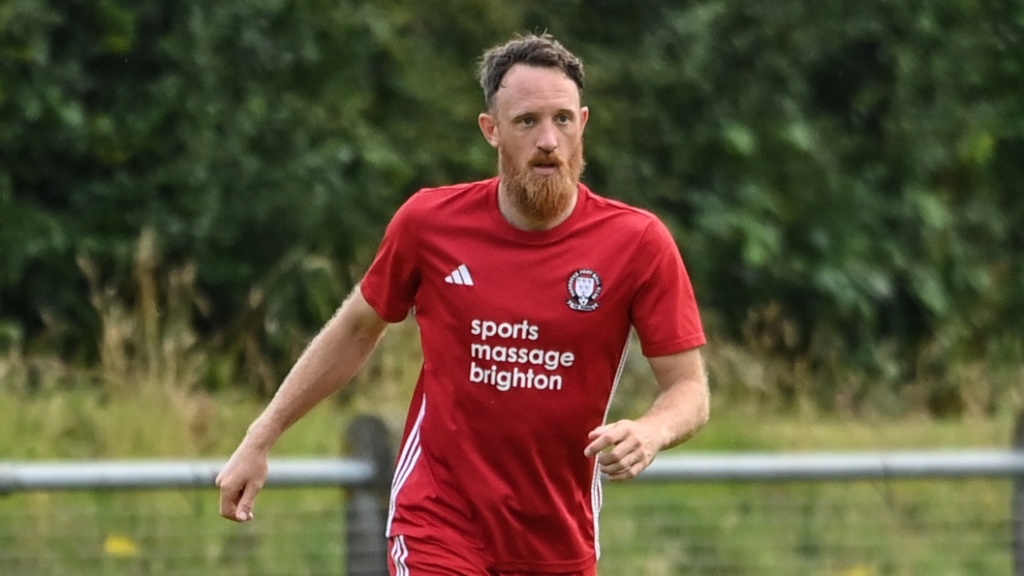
top-left (2, 414), bottom-right (1023, 576)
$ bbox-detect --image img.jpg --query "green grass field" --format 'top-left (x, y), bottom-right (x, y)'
top-left (1, 380), bottom-right (1018, 575)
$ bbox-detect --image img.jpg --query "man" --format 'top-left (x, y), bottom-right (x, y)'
top-left (217, 33), bottom-right (709, 575)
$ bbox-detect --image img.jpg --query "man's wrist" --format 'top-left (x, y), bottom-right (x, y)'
top-left (244, 419), bottom-right (283, 452)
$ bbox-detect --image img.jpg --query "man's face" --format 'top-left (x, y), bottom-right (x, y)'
top-left (479, 64), bottom-right (589, 223)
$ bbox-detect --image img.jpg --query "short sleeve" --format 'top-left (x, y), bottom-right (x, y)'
top-left (359, 196), bottom-right (422, 323)
top-left (629, 218), bottom-right (706, 357)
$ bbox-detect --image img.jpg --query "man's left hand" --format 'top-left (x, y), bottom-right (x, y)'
top-left (583, 419), bottom-right (658, 480)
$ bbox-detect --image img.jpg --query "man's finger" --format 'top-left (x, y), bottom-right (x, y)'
top-left (219, 482), bottom-right (243, 520)
top-left (587, 423), bottom-right (615, 439)
top-left (597, 448), bottom-right (627, 466)
top-left (602, 452), bottom-right (647, 480)
top-left (584, 421), bottom-right (630, 457)
top-left (234, 481), bottom-right (260, 522)
top-left (583, 436), bottom-right (610, 458)
top-left (584, 429), bottom-right (617, 457)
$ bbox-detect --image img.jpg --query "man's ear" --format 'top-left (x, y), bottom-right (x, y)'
top-left (478, 112), bottom-right (499, 148)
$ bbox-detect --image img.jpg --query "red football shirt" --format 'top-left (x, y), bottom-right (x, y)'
top-left (360, 177), bottom-right (705, 572)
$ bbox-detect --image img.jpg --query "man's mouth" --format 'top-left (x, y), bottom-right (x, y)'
top-left (530, 159), bottom-right (562, 175)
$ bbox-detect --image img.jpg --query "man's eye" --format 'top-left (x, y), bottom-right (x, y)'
top-left (557, 114), bottom-right (571, 123)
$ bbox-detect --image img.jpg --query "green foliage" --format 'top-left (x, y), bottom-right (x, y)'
top-left (1, 0), bottom-right (1022, 405)
top-left (575, 2), bottom-right (1024, 361)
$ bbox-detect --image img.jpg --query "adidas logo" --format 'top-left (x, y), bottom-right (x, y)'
top-left (444, 264), bottom-right (474, 286)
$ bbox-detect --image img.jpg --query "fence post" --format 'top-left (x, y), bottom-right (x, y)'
top-left (344, 414), bottom-right (395, 576)
top-left (1014, 409), bottom-right (1024, 576)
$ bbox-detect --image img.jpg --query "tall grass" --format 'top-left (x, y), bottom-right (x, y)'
top-left (1, 229), bottom-right (233, 459)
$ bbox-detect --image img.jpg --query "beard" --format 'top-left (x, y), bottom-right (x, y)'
top-left (499, 140), bottom-right (586, 224)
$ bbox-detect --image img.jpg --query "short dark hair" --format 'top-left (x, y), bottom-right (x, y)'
top-left (477, 33), bottom-right (585, 110)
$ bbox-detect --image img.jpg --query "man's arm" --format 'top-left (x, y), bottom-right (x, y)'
top-left (584, 347), bottom-right (709, 480)
top-left (216, 286), bottom-right (389, 521)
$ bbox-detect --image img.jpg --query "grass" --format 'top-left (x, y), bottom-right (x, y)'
top-left (599, 475), bottom-right (1013, 576)
top-left (1, 364), bottom-right (1018, 575)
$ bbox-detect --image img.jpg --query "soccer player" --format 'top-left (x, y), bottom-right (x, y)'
top-left (217, 33), bottom-right (710, 576)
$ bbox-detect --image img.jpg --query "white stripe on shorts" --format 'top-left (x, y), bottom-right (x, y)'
top-left (390, 534), bottom-right (409, 576)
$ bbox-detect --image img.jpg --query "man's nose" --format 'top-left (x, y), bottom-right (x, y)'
top-left (536, 121), bottom-right (559, 152)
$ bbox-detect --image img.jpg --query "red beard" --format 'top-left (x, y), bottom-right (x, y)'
top-left (500, 141), bottom-right (586, 224)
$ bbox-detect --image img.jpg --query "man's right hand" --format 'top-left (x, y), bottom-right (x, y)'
top-left (214, 287), bottom-right (389, 523)
top-left (215, 442), bottom-right (269, 522)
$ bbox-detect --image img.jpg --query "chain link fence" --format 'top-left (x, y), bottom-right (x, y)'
top-left (0, 476), bottom-right (1017, 576)
top-left (0, 489), bottom-right (344, 576)
top-left (2, 414), bottom-right (1022, 576)
top-left (600, 477), bottom-right (1015, 575)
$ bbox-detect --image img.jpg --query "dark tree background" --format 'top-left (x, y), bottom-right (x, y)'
top-left (2, 0), bottom-right (1021, 400)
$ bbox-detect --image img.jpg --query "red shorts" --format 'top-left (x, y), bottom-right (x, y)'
top-left (388, 534), bottom-right (598, 576)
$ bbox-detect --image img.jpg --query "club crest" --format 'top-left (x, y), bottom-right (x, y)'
top-left (566, 269), bottom-right (602, 312)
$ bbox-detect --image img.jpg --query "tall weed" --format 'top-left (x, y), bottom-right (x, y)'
top-left (78, 228), bottom-right (207, 397)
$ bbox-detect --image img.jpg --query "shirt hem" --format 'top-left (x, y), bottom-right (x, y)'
top-left (642, 333), bottom-right (707, 358)
top-left (488, 551), bottom-right (597, 573)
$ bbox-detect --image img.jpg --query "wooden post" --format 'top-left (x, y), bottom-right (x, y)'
top-left (344, 415), bottom-right (395, 576)
top-left (1014, 409), bottom-right (1024, 576)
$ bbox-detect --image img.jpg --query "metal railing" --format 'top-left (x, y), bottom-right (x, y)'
top-left (5, 451), bottom-right (1024, 490)
top-left (2, 413), bottom-right (1023, 576)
